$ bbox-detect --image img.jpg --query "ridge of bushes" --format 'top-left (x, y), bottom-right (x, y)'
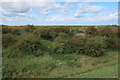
top-left (2, 26), bottom-right (118, 57)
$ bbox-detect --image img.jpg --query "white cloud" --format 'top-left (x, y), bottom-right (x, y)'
top-left (1, 1), bottom-right (74, 17)
top-left (54, 2), bottom-right (73, 15)
top-left (1, 2), bottom-right (54, 15)
top-left (74, 3), bottom-right (102, 18)
top-left (0, 2), bottom-right (118, 25)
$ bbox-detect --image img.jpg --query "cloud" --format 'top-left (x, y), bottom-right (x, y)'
top-left (54, 2), bottom-right (73, 15)
top-left (74, 3), bottom-right (102, 18)
top-left (0, 2), bottom-right (118, 25)
top-left (1, 2), bottom-right (73, 16)
top-left (1, 2), bottom-right (54, 16)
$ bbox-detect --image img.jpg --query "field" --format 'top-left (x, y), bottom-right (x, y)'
top-left (1, 25), bottom-right (119, 78)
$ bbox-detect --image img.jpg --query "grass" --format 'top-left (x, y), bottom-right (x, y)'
top-left (72, 64), bottom-right (118, 78)
top-left (2, 49), bottom-right (118, 78)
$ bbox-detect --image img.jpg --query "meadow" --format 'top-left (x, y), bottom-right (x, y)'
top-left (1, 25), bottom-right (119, 78)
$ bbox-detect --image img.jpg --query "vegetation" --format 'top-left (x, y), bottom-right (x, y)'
top-left (2, 25), bottom-right (119, 78)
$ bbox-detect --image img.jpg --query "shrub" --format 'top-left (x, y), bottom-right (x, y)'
top-left (2, 34), bottom-right (16, 48)
top-left (53, 27), bottom-right (68, 33)
top-left (2, 27), bottom-right (12, 34)
top-left (84, 36), bottom-right (107, 57)
top-left (105, 37), bottom-right (118, 48)
top-left (12, 28), bottom-right (21, 35)
top-left (36, 49), bottom-right (43, 56)
top-left (48, 31), bottom-right (58, 40)
top-left (86, 27), bottom-right (98, 37)
top-left (32, 29), bottom-right (41, 37)
top-left (39, 28), bottom-right (52, 40)
top-left (12, 35), bottom-right (44, 56)
top-left (68, 34), bottom-right (87, 54)
top-left (25, 25), bottom-right (36, 33)
top-left (67, 28), bottom-right (75, 37)
top-left (48, 36), bottom-right (67, 54)
top-left (98, 27), bottom-right (117, 38)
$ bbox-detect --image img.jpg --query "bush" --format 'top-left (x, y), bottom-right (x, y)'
top-left (67, 28), bottom-right (75, 37)
top-left (2, 27), bottom-right (12, 34)
top-left (97, 27), bottom-right (118, 48)
top-left (53, 27), bottom-right (68, 33)
top-left (105, 37), bottom-right (118, 48)
top-left (25, 25), bottom-right (36, 33)
top-left (32, 29), bottom-right (41, 37)
top-left (12, 35), bottom-right (43, 56)
top-left (12, 28), bottom-right (21, 35)
top-left (98, 27), bottom-right (117, 38)
top-left (48, 36), bottom-right (67, 54)
top-left (68, 34), bottom-right (87, 54)
top-left (84, 36), bottom-right (107, 57)
top-left (49, 33), bottom-right (86, 54)
top-left (39, 28), bottom-right (52, 40)
top-left (86, 27), bottom-right (98, 37)
top-left (48, 31), bottom-right (58, 40)
top-left (2, 34), bottom-right (16, 48)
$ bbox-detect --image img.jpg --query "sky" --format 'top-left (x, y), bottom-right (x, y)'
top-left (0, 0), bottom-right (119, 25)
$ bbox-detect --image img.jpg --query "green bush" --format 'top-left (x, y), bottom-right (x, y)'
top-left (12, 35), bottom-right (43, 56)
top-left (97, 27), bottom-right (118, 48)
top-left (2, 27), bottom-right (12, 34)
top-left (67, 28), bottom-right (75, 37)
top-left (84, 36), bottom-right (107, 57)
top-left (32, 29), bottom-right (41, 37)
top-left (12, 28), bottom-right (21, 35)
top-left (48, 36), bottom-right (67, 54)
top-left (105, 37), bottom-right (118, 48)
top-left (68, 34), bottom-right (87, 54)
top-left (98, 27), bottom-right (117, 38)
top-left (2, 34), bottom-right (16, 48)
top-left (39, 28), bottom-right (52, 40)
top-left (25, 25), bottom-right (36, 33)
top-left (86, 27), bottom-right (98, 37)
top-left (48, 31), bottom-right (58, 40)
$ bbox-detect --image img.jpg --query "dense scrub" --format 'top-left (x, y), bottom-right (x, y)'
top-left (2, 26), bottom-right (118, 57)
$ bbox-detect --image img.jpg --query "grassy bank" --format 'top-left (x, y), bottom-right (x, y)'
top-left (2, 49), bottom-right (118, 78)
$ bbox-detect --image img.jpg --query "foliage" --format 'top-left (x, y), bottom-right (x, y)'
top-left (12, 28), bottom-right (21, 35)
top-left (48, 36), bottom-right (66, 54)
top-left (12, 35), bottom-right (43, 56)
top-left (2, 27), bottom-right (12, 34)
top-left (2, 26), bottom-right (119, 57)
top-left (86, 27), bottom-right (98, 37)
top-left (2, 26), bottom-right (119, 78)
top-left (39, 28), bottom-right (52, 40)
top-left (2, 34), bottom-right (16, 48)
top-left (84, 36), bottom-right (107, 57)
top-left (105, 37), bottom-right (118, 48)
top-left (68, 34), bottom-right (87, 54)
top-left (53, 27), bottom-right (68, 33)
top-left (98, 27), bottom-right (117, 38)
top-left (25, 25), bottom-right (36, 33)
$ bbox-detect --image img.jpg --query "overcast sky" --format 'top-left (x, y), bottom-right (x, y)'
top-left (0, 0), bottom-right (119, 25)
